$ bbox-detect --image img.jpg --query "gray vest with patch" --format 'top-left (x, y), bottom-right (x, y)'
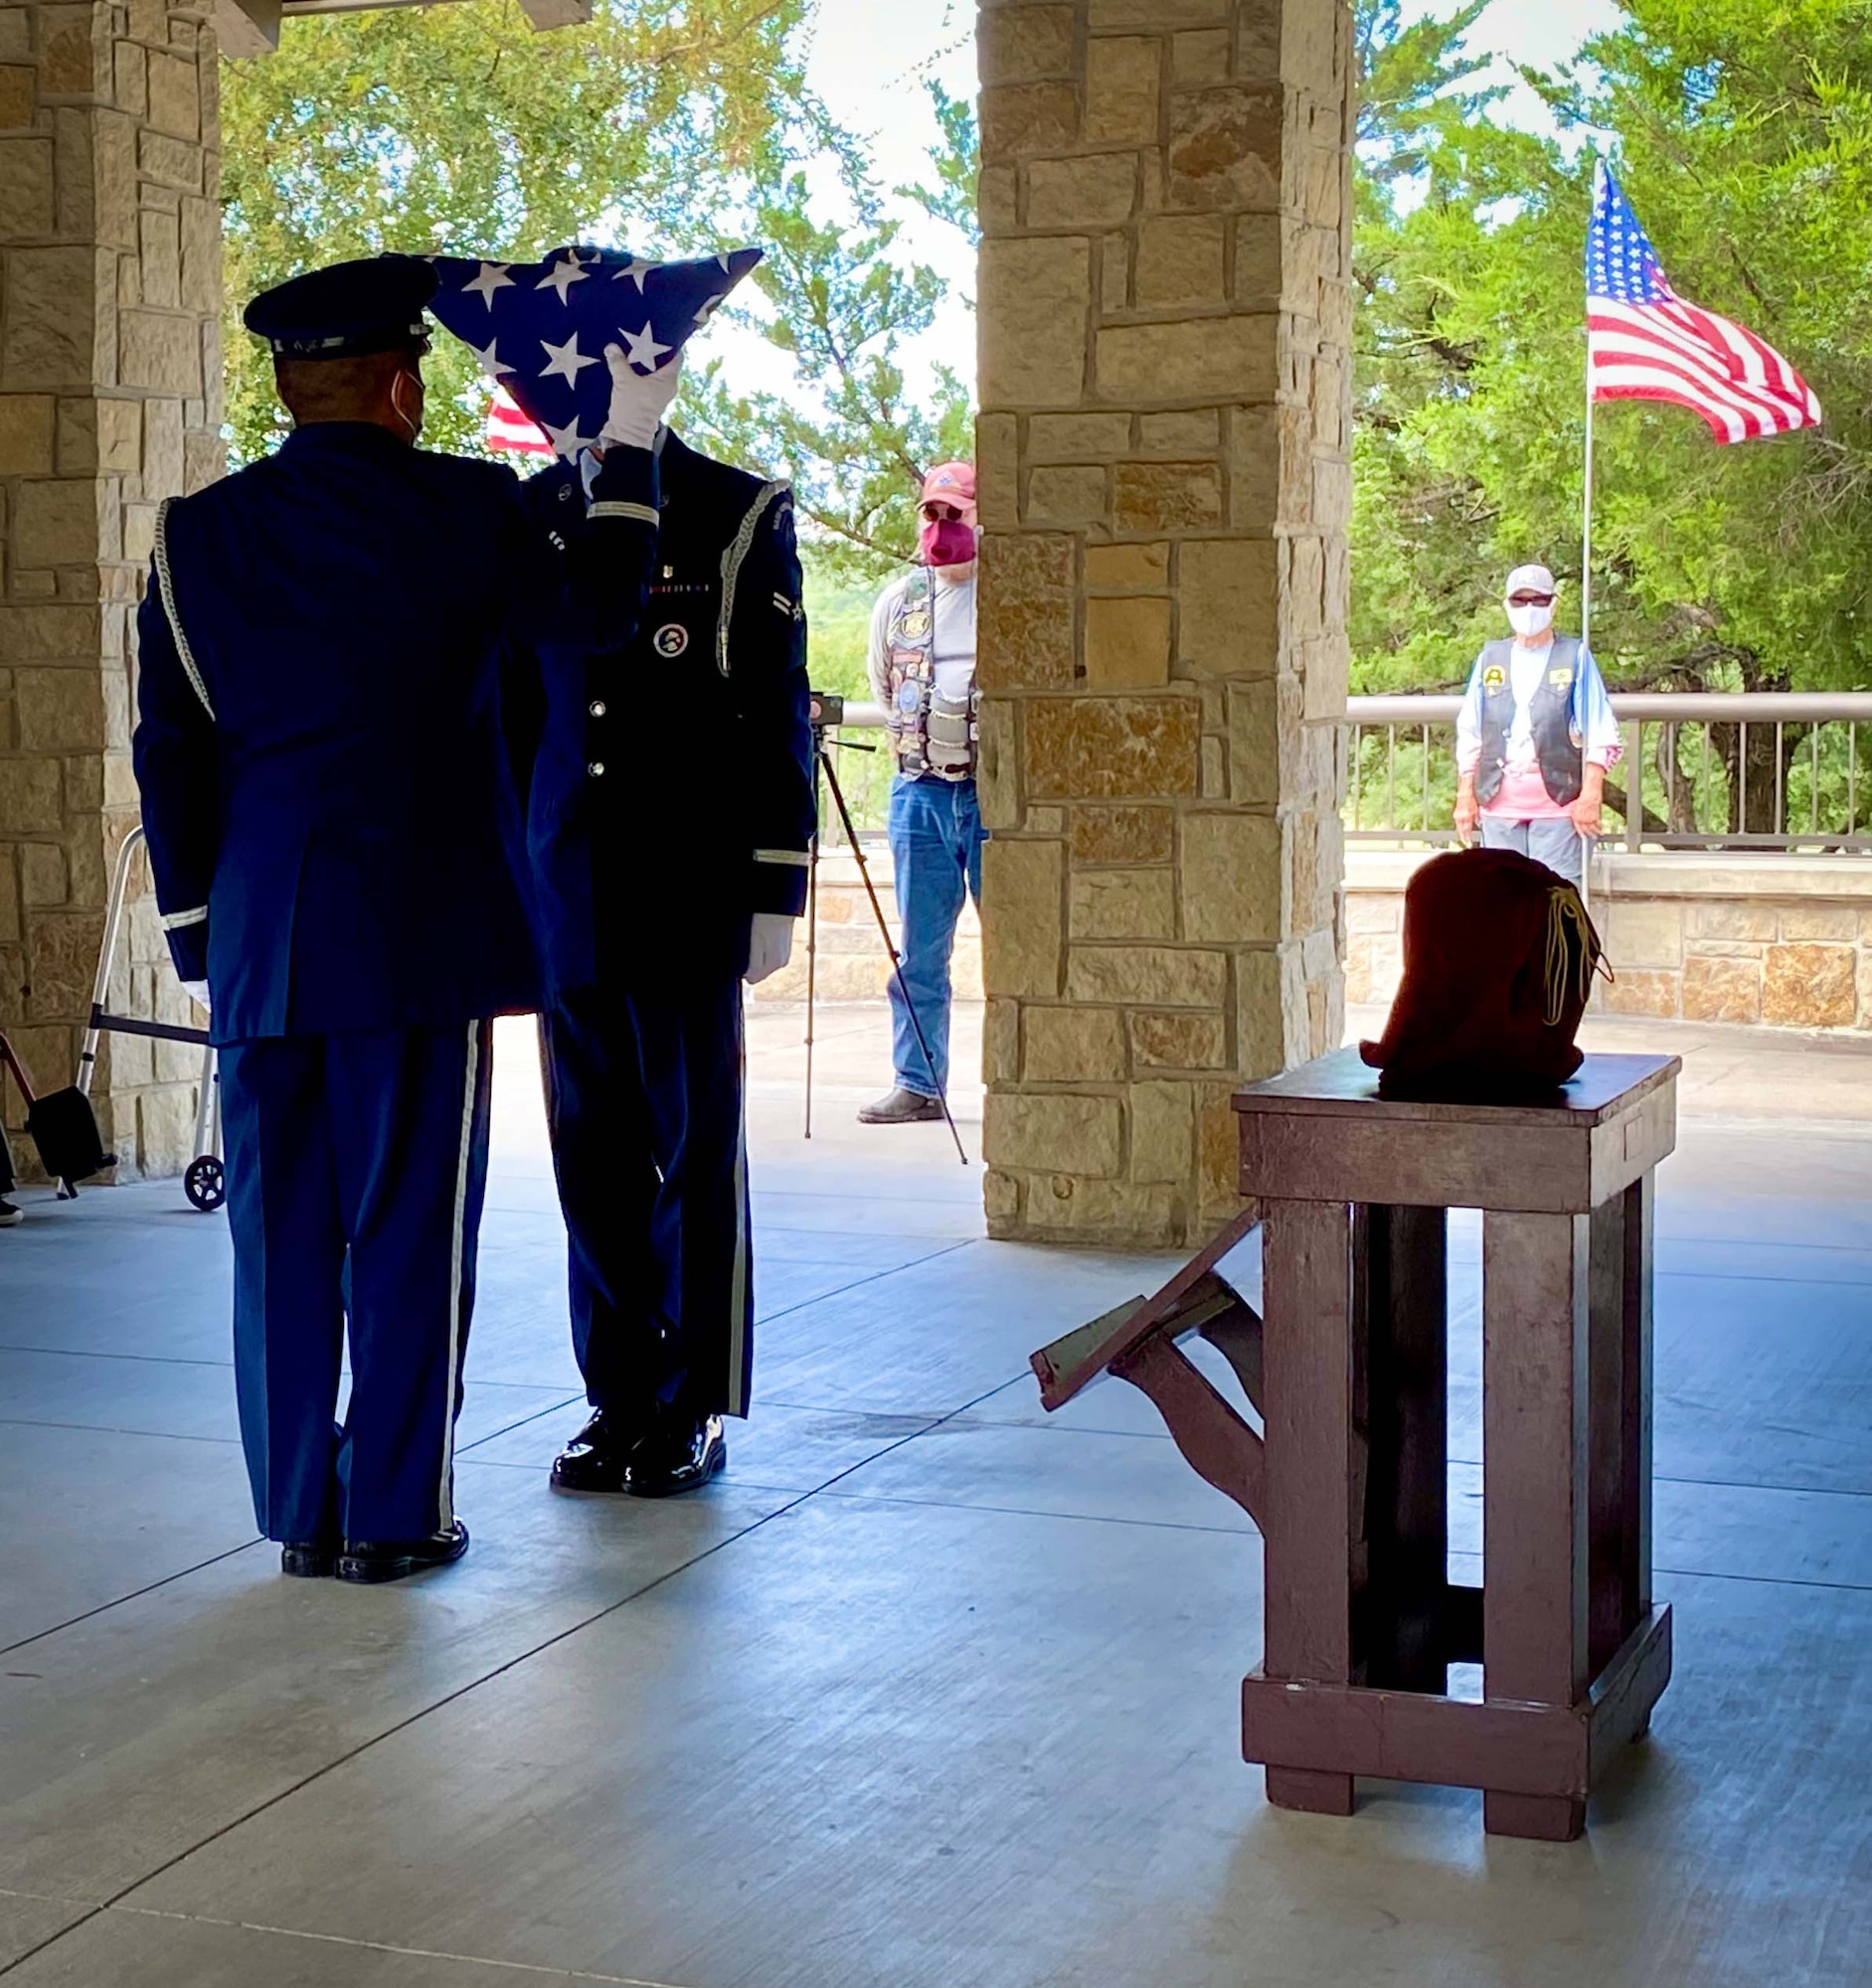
top-left (1474, 636), bottom-right (1585, 807)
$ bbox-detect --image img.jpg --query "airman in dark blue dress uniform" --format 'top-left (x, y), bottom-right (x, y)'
top-left (517, 431), bottom-right (814, 1496)
top-left (131, 257), bottom-right (672, 1581)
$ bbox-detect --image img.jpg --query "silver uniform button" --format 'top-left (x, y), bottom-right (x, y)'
top-left (588, 761), bottom-right (606, 778)
top-left (589, 700), bottom-right (606, 719)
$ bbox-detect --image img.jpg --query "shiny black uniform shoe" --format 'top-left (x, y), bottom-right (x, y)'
top-left (551, 1408), bottom-right (726, 1498)
top-left (550, 1409), bottom-right (640, 1494)
top-left (280, 1537), bottom-right (339, 1578)
top-left (627, 1414), bottom-right (726, 1498)
top-left (335, 1520), bottom-right (470, 1585)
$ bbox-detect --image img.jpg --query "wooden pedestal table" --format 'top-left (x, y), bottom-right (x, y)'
top-left (1031, 1047), bottom-right (1678, 1843)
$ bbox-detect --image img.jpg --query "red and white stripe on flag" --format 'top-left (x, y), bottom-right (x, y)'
top-left (1589, 297), bottom-right (1821, 445)
top-left (485, 385), bottom-right (552, 456)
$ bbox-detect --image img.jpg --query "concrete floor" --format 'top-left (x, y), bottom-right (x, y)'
top-left (1, 1005), bottom-right (1869, 1985)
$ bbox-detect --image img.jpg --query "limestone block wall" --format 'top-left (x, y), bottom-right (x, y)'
top-left (1345, 851), bottom-right (1872, 1034)
top-left (0, 0), bottom-right (223, 1177)
top-left (974, 0), bottom-right (1353, 1247)
top-left (749, 845), bottom-right (983, 1007)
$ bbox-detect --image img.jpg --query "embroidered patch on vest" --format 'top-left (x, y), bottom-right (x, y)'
top-left (1482, 665), bottom-right (1506, 690)
top-left (1548, 668), bottom-right (1574, 688)
top-left (652, 623), bottom-right (690, 657)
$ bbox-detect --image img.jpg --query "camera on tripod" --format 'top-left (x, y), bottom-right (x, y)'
top-left (807, 689), bottom-right (844, 730)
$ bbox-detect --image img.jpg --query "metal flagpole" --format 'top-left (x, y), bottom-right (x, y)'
top-left (1581, 157), bottom-right (1603, 903)
top-left (1582, 156), bottom-right (1601, 653)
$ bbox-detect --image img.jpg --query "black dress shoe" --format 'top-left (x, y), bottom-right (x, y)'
top-left (550, 1408), bottom-right (644, 1495)
top-left (857, 1086), bottom-right (944, 1125)
top-left (335, 1520), bottom-right (469, 1585)
top-left (280, 1537), bottom-right (338, 1578)
top-left (626, 1414), bottom-right (726, 1498)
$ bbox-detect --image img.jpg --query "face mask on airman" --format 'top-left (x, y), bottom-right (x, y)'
top-left (390, 369), bottom-right (424, 442)
top-left (1507, 600), bottom-right (1555, 638)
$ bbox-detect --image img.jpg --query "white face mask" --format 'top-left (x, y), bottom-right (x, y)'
top-left (1507, 600), bottom-right (1555, 638)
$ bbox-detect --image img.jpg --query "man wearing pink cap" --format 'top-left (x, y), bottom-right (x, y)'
top-left (860, 461), bottom-right (981, 1124)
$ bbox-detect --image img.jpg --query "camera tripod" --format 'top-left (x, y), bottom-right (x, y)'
top-left (803, 707), bottom-right (967, 1167)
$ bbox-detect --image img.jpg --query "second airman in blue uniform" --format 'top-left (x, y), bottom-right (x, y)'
top-left (516, 431), bottom-right (814, 1496)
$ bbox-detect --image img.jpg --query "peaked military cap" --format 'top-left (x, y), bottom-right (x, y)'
top-left (245, 255), bottom-right (438, 361)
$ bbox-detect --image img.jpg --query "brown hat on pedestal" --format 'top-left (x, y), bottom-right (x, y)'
top-left (1359, 848), bottom-right (1610, 1101)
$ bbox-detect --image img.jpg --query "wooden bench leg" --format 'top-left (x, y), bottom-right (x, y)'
top-left (1260, 1199), bottom-right (1358, 1817)
top-left (1482, 1209), bottom-right (1591, 1843)
top-left (1357, 1204), bottom-right (1448, 1694)
top-left (1589, 1174), bottom-right (1655, 1677)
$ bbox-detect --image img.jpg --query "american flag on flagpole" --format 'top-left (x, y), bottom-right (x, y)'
top-left (485, 384), bottom-right (552, 456)
top-left (1587, 167), bottom-right (1820, 444)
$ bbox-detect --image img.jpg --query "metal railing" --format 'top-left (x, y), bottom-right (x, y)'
top-left (1346, 693), bottom-right (1872, 852)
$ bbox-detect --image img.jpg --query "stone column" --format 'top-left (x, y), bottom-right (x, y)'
top-left (975, 0), bottom-right (1352, 1248)
top-left (0, 0), bottom-right (223, 1177)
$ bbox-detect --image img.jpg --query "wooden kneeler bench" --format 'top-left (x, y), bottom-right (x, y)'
top-left (1032, 1046), bottom-right (1679, 1842)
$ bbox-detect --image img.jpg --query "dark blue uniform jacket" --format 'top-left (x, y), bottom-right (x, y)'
top-left (518, 431), bottom-right (815, 994)
top-left (132, 422), bottom-right (659, 1044)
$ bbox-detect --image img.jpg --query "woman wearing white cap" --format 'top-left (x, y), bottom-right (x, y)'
top-left (1451, 563), bottom-right (1621, 886)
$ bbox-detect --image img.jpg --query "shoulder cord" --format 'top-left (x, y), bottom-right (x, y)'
top-left (152, 498), bottom-right (216, 722)
top-left (717, 480), bottom-right (790, 679)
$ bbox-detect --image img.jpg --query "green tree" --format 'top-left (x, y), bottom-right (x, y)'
top-left (683, 81), bottom-right (979, 580)
top-left (1351, 0), bottom-right (1872, 718)
top-left (220, 0), bottom-right (812, 460)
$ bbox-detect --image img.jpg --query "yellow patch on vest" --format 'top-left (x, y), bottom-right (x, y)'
top-left (1548, 667), bottom-right (1574, 689)
top-left (1482, 665), bottom-right (1506, 690)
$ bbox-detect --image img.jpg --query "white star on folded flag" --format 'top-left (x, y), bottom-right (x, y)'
top-left (1587, 166), bottom-right (1820, 444)
top-left (461, 261), bottom-right (513, 308)
top-left (620, 321), bottom-right (671, 372)
top-left (539, 331), bottom-right (597, 385)
top-left (536, 253), bottom-right (589, 304)
top-left (423, 241), bottom-right (764, 460)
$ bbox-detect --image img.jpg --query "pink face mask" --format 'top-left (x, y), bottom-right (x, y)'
top-left (918, 516), bottom-right (977, 567)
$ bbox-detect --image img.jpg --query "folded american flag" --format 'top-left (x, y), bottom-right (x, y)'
top-left (425, 244), bottom-right (764, 458)
top-left (1588, 168), bottom-right (1820, 444)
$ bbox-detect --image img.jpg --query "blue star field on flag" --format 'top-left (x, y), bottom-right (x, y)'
top-left (1587, 170), bottom-right (1670, 304)
top-left (424, 245), bottom-right (764, 458)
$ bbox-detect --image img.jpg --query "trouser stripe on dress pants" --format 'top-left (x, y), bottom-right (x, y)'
top-left (726, 1019), bottom-right (750, 1418)
top-left (438, 1020), bottom-right (480, 1531)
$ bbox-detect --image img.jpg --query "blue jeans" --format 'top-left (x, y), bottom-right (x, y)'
top-left (887, 775), bottom-right (984, 1096)
top-left (1480, 813), bottom-right (1586, 886)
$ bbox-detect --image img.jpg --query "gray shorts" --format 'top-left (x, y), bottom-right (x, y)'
top-left (1480, 813), bottom-right (1586, 886)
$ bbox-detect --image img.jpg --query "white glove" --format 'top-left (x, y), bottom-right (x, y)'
top-left (183, 980), bottom-right (211, 1015)
top-left (745, 912), bottom-right (795, 987)
top-left (600, 344), bottom-right (683, 451)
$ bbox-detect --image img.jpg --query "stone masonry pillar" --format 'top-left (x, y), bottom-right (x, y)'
top-left (975, 0), bottom-right (1352, 1247)
top-left (0, 0), bottom-right (223, 1177)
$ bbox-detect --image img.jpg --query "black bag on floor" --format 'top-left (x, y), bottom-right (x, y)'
top-left (27, 1086), bottom-right (111, 1188)
top-left (0, 1033), bottom-right (112, 1192)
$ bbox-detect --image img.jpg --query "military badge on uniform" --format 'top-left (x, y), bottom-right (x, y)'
top-left (897, 605), bottom-right (932, 643)
top-left (653, 623), bottom-right (690, 657)
top-left (1483, 665), bottom-right (1506, 690)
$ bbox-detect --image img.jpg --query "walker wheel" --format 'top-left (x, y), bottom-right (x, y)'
top-left (183, 1155), bottom-right (225, 1213)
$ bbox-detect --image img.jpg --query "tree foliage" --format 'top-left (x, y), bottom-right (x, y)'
top-left (682, 83), bottom-right (979, 580)
top-left (220, 0), bottom-right (813, 459)
top-left (220, 1), bottom-right (979, 581)
top-left (1353, 0), bottom-right (1872, 698)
